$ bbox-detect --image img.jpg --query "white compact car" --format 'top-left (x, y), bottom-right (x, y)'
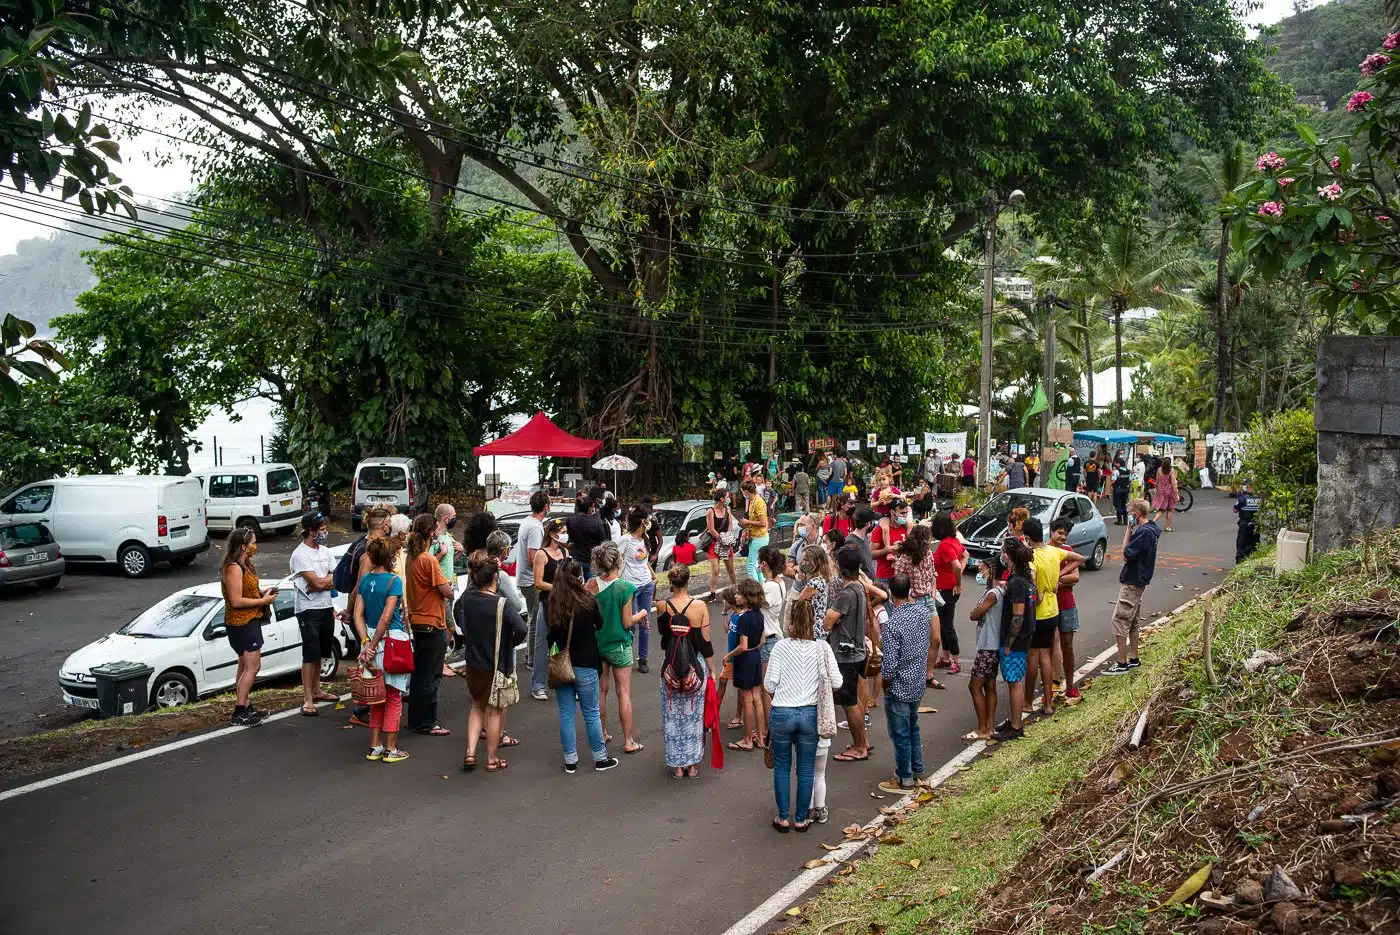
top-left (58, 546), bottom-right (358, 710)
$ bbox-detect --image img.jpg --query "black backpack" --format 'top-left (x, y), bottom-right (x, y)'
top-left (332, 534), bottom-right (368, 594)
top-left (659, 602), bottom-right (703, 694)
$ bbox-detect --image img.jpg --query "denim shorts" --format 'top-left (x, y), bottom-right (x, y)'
top-left (1000, 650), bottom-right (1028, 683)
top-left (1058, 606), bottom-right (1080, 633)
top-left (760, 634), bottom-right (779, 663)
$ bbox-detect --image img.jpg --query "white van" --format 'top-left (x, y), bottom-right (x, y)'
top-left (0, 476), bottom-right (210, 578)
top-left (191, 463), bottom-right (303, 535)
top-left (351, 457), bottom-right (427, 530)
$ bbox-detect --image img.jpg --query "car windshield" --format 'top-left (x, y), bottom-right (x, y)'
top-left (653, 509), bottom-right (688, 537)
top-left (119, 594), bottom-right (219, 638)
top-left (267, 468), bottom-right (299, 495)
top-left (358, 466), bottom-right (406, 491)
top-left (974, 492), bottom-right (1055, 525)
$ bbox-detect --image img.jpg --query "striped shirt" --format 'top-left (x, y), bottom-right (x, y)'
top-left (763, 638), bottom-right (843, 708)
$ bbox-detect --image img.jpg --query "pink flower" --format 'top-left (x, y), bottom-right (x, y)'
top-left (1361, 53), bottom-right (1391, 76)
top-left (1330, 157), bottom-right (1341, 170)
top-left (1378, 215), bottom-right (1391, 223)
top-left (1279, 177), bottom-right (1294, 188)
top-left (1385, 33), bottom-right (1399, 50)
top-left (1317, 183), bottom-right (1343, 201)
top-left (1347, 91), bottom-right (1374, 113)
top-left (1258, 201), bottom-right (1284, 218)
top-left (1352, 281), bottom-right (1363, 291)
top-left (1255, 151), bottom-right (1286, 172)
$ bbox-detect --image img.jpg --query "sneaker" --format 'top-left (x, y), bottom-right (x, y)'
top-left (563, 762), bottom-right (578, 774)
top-left (637, 660), bottom-right (649, 674)
top-left (838, 720), bottom-right (850, 730)
top-left (594, 757), bottom-right (619, 772)
top-left (1100, 662), bottom-right (1133, 676)
top-left (531, 689), bottom-right (548, 701)
top-left (365, 746), bottom-right (386, 761)
top-left (812, 806), bottom-right (829, 824)
top-left (1127, 658), bottom-right (1142, 669)
top-left (383, 749), bottom-right (410, 764)
top-left (231, 710), bottom-right (263, 727)
top-left (878, 778), bottom-right (915, 795)
top-left (1066, 686), bottom-right (1082, 700)
top-left (992, 725), bottom-right (1025, 741)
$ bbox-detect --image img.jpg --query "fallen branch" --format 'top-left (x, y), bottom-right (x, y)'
top-left (1129, 706), bottom-right (1151, 750)
top-left (1203, 593), bottom-right (1218, 687)
top-left (1087, 847), bottom-right (1129, 882)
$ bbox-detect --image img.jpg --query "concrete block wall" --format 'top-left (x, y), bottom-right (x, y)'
top-left (1314, 336), bottom-right (1400, 553)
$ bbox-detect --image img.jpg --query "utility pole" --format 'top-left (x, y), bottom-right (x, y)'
top-left (1114, 301), bottom-right (1124, 425)
top-left (978, 202), bottom-right (996, 486)
top-left (1041, 315), bottom-right (1055, 466)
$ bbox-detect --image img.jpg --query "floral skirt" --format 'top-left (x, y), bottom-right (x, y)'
top-left (660, 658), bottom-right (708, 768)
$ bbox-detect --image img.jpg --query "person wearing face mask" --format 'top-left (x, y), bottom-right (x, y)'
top-left (222, 527), bottom-right (278, 726)
top-left (290, 511), bottom-right (339, 717)
top-left (515, 491), bottom-right (550, 668)
top-left (871, 498), bottom-right (911, 599)
top-left (431, 502), bottom-right (465, 678)
top-left (787, 513), bottom-right (820, 575)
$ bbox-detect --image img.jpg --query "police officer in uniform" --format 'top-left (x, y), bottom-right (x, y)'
top-left (1110, 457), bottom-right (1132, 525)
top-left (1234, 480), bottom-right (1263, 563)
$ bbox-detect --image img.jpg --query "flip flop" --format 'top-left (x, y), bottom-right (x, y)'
top-left (772, 818), bottom-right (791, 833)
top-left (727, 719), bottom-right (745, 730)
top-left (960, 731), bottom-right (984, 742)
top-left (422, 725), bottom-right (451, 736)
top-left (312, 692), bottom-right (338, 703)
top-left (833, 750), bottom-right (870, 762)
top-left (727, 740), bottom-right (755, 751)
top-left (300, 706), bottom-right (319, 717)
top-left (624, 742), bottom-right (645, 754)
top-left (926, 679), bottom-right (946, 690)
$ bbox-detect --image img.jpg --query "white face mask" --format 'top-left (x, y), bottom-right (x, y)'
top-left (556, 532), bottom-right (569, 544)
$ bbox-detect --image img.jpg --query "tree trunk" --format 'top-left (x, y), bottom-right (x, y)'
top-left (1114, 297), bottom-right (1125, 425)
top-left (1080, 298), bottom-right (1094, 425)
top-left (1212, 219), bottom-right (1229, 433)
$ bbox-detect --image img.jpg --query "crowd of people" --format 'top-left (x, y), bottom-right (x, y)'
top-left (214, 452), bottom-right (1175, 830)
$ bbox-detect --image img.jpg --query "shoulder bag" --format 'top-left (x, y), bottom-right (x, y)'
top-left (816, 644), bottom-right (838, 739)
top-left (487, 598), bottom-right (520, 708)
top-left (348, 663), bottom-right (386, 706)
top-left (547, 606), bottom-right (576, 688)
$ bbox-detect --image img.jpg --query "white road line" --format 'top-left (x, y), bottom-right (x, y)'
top-left (717, 590), bottom-right (1212, 935)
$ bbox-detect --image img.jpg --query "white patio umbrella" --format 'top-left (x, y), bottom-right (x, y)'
top-left (592, 454), bottom-right (638, 493)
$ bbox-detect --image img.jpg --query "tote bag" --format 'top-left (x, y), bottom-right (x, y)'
top-left (816, 645), bottom-right (838, 739)
top-left (487, 598), bottom-right (520, 708)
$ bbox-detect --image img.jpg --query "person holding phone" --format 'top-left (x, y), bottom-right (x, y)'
top-left (220, 527), bottom-right (278, 727)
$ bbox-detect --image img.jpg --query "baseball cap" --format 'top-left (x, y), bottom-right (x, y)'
top-left (301, 510), bottom-right (327, 534)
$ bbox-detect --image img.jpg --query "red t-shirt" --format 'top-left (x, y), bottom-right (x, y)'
top-left (672, 541), bottom-right (697, 565)
top-left (871, 520), bottom-right (908, 580)
top-left (822, 513), bottom-right (853, 537)
top-left (1057, 554), bottom-right (1077, 610)
top-left (961, 457), bottom-right (975, 477)
top-left (933, 536), bottom-right (966, 591)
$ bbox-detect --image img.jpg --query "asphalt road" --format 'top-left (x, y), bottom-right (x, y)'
top-left (0, 492), bottom-right (1243, 935)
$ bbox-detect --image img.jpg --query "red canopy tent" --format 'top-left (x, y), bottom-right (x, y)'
top-left (472, 411), bottom-right (602, 458)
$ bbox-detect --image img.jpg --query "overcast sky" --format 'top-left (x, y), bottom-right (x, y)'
top-left (0, 0), bottom-right (1330, 256)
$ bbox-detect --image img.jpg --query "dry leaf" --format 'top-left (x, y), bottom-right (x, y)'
top-left (880, 805), bottom-right (903, 815)
top-left (820, 842), bottom-right (841, 851)
top-left (334, 702), bottom-right (345, 710)
top-left (804, 858), bottom-right (831, 869)
top-left (949, 831), bottom-right (961, 841)
top-left (785, 907), bottom-right (802, 917)
top-left (916, 790), bottom-right (934, 803)
top-left (908, 858), bottom-right (921, 869)
top-left (1152, 863), bottom-right (1212, 911)
top-left (918, 706), bottom-right (937, 714)
top-left (842, 823), bottom-right (864, 837)
top-left (837, 865), bottom-right (856, 876)
top-left (880, 835), bottom-right (905, 845)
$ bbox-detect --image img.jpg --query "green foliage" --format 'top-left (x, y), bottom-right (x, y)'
top-left (1240, 408), bottom-right (1318, 536)
top-left (0, 376), bottom-right (134, 489)
top-left (1265, 0), bottom-right (1386, 110)
top-left (1235, 31), bottom-right (1400, 334)
top-left (0, 311), bottom-right (68, 405)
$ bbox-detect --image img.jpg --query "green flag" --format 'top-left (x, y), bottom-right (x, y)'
top-left (1046, 449), bottom-right (1070, 490)
top-left (1020, 384), bottom-right (1047, 433)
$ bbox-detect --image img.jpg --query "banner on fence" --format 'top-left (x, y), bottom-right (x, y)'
top-left (760, 431), bottom-right (778, 457)
top-left (866, 433), bottom-right (878, 447)
top-left (923, 432), bottom-right (968, 456)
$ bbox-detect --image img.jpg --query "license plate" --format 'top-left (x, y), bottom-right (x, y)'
top-left (171, 529), bottom-right (188, 539)
top-left (24, 552), bottom-right (47, 564)
top-left (370, 495), bottom-right (397, 503)
top-left (280, 499), bottom-right (293, 507)
top-left (64, 693), bottom-right (99, 710)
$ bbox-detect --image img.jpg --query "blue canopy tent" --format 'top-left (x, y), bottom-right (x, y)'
top-left (1074, 429), bottom-right (1186, 445)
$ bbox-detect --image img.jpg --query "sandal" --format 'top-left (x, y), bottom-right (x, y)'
top-left (421, 725), bottom-right (451, 736)
top-left (624, 741), bottom-right (645, 754)
top-left (833, 748), bottom-right (870, 762)
top-left (486, 757), bottom-right (509, 772)
top-left (792, 820), bottom-right (812, 833)
top-left (461, 755), bottom-right (477, 772)
top-left (727, 740), bottom-right (755, 751)
top-left (498, 733), bottom-right (519, 747)
top-left (312, 691), bottom-right (338, 702)
top-left (727, 718), bottom-right (745, 730)
top-left (960, 731), bottom-right (984, 742)
top-left (441, 665), bottom-right (457, 677)
top-left (926, 679), bottom-right (946, 690)
top-left (772, 817), bottom-right (791, 833)
top-left (686, 765), bottom-right (700, 779)
top-left (947, 660), bottom-right (961, 674)
top-left (300, 706), bottom-right (319, 717)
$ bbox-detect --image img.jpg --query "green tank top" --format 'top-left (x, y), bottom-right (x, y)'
top-left (594, 578), bottom-right (637, 653)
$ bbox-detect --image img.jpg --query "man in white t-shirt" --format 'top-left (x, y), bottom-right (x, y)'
top-left (515, 491), bottom-right (549, 672)
top-left (289, 511), bottom-right (338, 715)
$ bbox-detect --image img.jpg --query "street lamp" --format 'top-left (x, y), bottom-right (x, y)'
top-left (978, 188), bottom-right (1025, 486)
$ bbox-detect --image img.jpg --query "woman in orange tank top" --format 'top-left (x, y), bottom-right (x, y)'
top-left (221, 527), bottom-right (278, 726)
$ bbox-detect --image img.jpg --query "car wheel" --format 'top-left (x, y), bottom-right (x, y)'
top-left (118, 543), bottom-right (151, 578)
top-left (235, 516), bottom-right (262, 535)
top-left (35, 576), bottom-right (61, 591)
top-left (320, 655), bottom-right (338, 681)
top-left (1087, 539), bottom-right (1107, 571)
top-left (150, 670), bottom-right (196, 708)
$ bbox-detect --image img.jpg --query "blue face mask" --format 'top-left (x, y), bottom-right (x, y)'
top-left (797, 527), bottom-right (809, 539)
top-left (975, 571), bottom-right (989, 586)
top-left (314, 529), bottom-right (329, 546)
top-left (895, 515), bottom-right (910, 526)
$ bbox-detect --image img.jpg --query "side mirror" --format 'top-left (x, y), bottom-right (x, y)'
top-left (206, 625), bottom-right (226, 641)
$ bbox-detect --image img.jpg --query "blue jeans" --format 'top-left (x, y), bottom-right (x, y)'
top-left (884, 697), bottom-right (924, 782)
top-left (531, 602), bottom-right (551, 695)
top-left (555, 666), bottom-right (608, 765)
top-left (632, 581), bottom-right (654, 662)
top-left (770, 705), bottom-right (818, 823)
top-left (745, 534), bottom-right (769, 581)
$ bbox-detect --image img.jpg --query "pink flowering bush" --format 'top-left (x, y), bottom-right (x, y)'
top-left (1346, 91), bottom-right (1374, 113)
top-left (1232, 35), bottom-right (1399, 330)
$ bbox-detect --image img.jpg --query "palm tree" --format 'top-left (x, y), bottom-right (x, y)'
top-left (1182, 140), bottom-right (1251, 433)
top-left (1031, 225), bottom-right (1206, 424)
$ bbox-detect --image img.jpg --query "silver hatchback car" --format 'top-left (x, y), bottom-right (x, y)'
top-left (956, 488), bottom-right (1110, 571)
top-left (0, 520), bottom-right (65, 590)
